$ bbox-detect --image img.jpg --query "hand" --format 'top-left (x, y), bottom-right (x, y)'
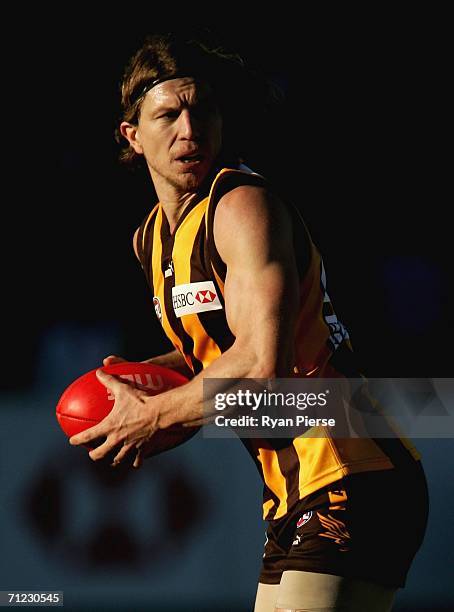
top-left (69, 369), bottom-right (161, 468)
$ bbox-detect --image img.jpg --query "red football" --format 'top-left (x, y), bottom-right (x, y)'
top-left (56, 361), bottom-right (199, 458)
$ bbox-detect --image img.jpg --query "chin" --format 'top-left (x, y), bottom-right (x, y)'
top-left (177, 167), bottom-right (211, 191)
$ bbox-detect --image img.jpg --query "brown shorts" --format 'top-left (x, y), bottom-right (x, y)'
top-left (259, 461), bottom-right (428, 588)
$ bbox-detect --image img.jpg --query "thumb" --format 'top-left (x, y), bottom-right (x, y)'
top-left (103, 355), bottom-right (126, 366)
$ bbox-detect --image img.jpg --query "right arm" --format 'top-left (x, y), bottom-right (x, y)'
top-left (103, 350), bottom-right (193, 379)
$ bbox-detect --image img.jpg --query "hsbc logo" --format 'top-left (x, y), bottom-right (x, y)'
top-left (195, 290), bottom-right (216, 303)
top-left (172, 281), bottom-right (223, 317)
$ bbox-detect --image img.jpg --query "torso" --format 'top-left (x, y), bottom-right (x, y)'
top-left (136, 164), bottom-right (421, 521)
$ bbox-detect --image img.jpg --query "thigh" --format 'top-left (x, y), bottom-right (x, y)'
top-left (275, 570), bottom-right (396, 612)
top-left (254, 582), bottom-right (280, 612)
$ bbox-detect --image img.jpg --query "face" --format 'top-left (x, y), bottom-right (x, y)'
top-left (123, 77), bottom-right (223, 195)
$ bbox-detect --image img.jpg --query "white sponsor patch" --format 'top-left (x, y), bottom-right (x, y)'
top-left (172, 281), bottom-right (223, 317)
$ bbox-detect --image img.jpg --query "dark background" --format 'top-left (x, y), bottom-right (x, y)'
top-left (5, 18), bottom-right (451, 387)
top-left (1, 13), bottom-right (452, 612)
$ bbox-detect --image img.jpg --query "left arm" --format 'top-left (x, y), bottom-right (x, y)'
top-left (69, 185), bottom-right (301, 464)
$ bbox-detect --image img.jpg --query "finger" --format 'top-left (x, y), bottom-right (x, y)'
top-left (96, 369), bottom-right (126, 393)
top-left (111, 441), bottom-right (136, 466)
top-left (69, 422), bottom-right (107, 446)
top-left (103, 355), bottom-right (126, 366)
top-left (133, 448), bottom-right (144, 469)
top-left (88, 436), bottom-right (119, 461)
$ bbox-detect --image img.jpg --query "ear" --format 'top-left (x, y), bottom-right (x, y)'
top-left (119, 121), bottom-right (143, 155)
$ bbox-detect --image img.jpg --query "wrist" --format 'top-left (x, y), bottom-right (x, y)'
top-left (154, 382), bottom-right (201, 429)
top-left (150, 389), bottom-right (179, 430)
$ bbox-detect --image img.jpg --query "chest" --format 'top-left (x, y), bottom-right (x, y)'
top-left (151, 207), bottom-right (224, 324)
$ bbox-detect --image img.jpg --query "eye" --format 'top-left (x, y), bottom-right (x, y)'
top-left (159, 110), bottom-right (179, 120)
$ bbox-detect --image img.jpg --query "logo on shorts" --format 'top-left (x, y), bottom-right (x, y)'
top-left (296, 511), bottom-right (313, 528)
top-left (317, 512), bottom-right (350, 552)
top-left (153, 296), bottom-right (162, 323)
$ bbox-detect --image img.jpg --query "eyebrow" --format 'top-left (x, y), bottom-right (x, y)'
top-left (153, 104), bottom-right (180, 115)
top-left (151, 89), bottom-right (215, 116)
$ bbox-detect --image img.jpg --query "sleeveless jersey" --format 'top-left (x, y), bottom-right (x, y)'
top-left (136, 165), bottom-right (420, 521)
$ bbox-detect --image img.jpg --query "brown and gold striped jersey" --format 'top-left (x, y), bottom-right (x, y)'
top-left (136, 164), bottom-right (420, 521)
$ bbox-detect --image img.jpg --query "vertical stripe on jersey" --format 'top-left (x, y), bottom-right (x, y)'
top-left (275, 444), bottom-right (302, 511)
top-left (240, 438), bottom-right (281, 520)
top-left (292, 435), bottom-right (342, 501)
top-left (257, 448), bottom-right (288, 518)
top-left (204, 168), bottom-right (233, 281)
top-left (191, 222), bottom-right (235, 354)
top-left (240, 438), bottom-right (280, 521)
top-left (262, 498), bottom-right (275, 519)
top-left (151, 208), bottom-right (186, 359)
top-left (203, 199), bottom-right (226, 298)
top-left (173, 204), bottom-right (223, 369)
top-left (293, 246), bottom-right (330, 372)
top-left (160, 210), bottom-right (204, 375)
top-left (139, 205), bottom-right (159, 290)
top-left (141, 205), bottom-right (159, 252)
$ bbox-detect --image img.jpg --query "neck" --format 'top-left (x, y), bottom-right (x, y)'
top-left (149, 165), bottom-right (221, 232)
top-left (150, 174), bottom-right (199, 233)
top-left (160, 191), bottom-right (198, 233)
top-left (148, 154), bottom-right (235, 231)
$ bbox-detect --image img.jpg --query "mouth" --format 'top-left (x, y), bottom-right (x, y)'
top-left (175, 152), bottom-right (204, 164)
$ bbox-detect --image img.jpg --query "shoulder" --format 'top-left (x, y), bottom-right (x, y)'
top-left (214, 183), bottom-right (292, 237)
top-left (213, 183), bottom-right (294, 265)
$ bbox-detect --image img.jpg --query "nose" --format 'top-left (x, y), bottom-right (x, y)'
top-left (178, 109), bottom-right (201, 140)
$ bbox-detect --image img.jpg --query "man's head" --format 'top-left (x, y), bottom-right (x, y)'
top-left (120, 75), bottom-right (222, 194)
top-left (117, 32), bottom-right (246, 193)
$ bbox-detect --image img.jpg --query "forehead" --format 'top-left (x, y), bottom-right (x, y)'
top-left (144, 77), bottom-right (214, 109)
